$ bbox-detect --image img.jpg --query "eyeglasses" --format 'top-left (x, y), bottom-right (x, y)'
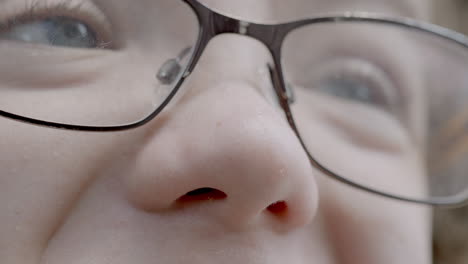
top-left (1, 0), bottom-right (468, 207)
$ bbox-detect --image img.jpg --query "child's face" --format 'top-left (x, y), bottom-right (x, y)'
top-left (0, 0), bottom-right (432, 263)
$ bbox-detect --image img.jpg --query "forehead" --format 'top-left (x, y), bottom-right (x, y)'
top-left (199, 0), bottom-right (430, 21)
top-left (274, 0), bottom-right (429, 19)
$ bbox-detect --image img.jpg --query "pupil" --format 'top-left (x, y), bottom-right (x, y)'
top-left (46, 17), bottom-right (97, 48)
top-left (320, 77), bottom-right (372, 103)
top-left (63, 22), bottom-right (85, 39)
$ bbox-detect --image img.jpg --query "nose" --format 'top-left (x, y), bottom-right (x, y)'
top-left (124, 35), bottom-right (318, 232)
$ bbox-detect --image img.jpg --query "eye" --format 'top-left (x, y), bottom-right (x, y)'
top-left (319, 75), bottom-right (376, 104)
top-left (312, 59), bottom-right (399, 109)
top-left (1, 16), bottom-right (102, 49)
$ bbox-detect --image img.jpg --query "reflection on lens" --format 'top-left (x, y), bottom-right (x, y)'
top-left (0, 0), bottom-right (199, 127)
top-left (282, 20), bottom-right (468, 203)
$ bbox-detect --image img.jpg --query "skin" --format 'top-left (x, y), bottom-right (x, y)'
top-left (0, 0), bottom-right (432, 263)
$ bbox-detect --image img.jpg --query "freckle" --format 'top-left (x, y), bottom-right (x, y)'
top-left (216, 121), bottom-right (222, 127)
top-left (116, 220), bottom-right (128, 228)
top-left (279, 168), bottom-right (286, 176)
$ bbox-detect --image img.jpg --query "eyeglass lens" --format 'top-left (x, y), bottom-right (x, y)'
top-left (282, 21), bottom-right (468, 202)
top-left (0, 0), bottom-right (199, 127)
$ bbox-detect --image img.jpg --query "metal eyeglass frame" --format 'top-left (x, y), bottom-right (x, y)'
top-left (2, 0), bottom-right (468, 207)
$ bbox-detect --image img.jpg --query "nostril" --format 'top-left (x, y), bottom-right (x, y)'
top-left (176, 187), bottom-right (227, 204)
top-left (266, 201), bottom-right (288, 216)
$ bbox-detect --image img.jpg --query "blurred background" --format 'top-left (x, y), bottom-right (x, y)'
top-left (432, 1), bottom-right (468, 264)
top-left (432, 1), bottom-right (468, 34)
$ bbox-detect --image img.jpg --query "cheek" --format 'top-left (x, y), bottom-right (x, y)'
top-left (291, 92), bottom-right (431, 262)
top-left (317, 173), bottom-right (432, 264)
top-left (0, 118), bottom-right (142, 259)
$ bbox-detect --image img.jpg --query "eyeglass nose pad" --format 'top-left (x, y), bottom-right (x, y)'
top-left (157, 58), bottom-right (182, 85)
top-left (156, 46), bottom-right (193, 85)
top-left (267, 63), bottom-right (295, 104)
top-left (285, 83), bottom-right (296, 104)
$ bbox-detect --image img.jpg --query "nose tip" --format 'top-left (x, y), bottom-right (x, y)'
top-left (124, 80), bottom-right (318, 231)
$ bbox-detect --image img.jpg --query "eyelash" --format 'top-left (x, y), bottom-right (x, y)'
top-left (0, 0), bottom-right (113, 48)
